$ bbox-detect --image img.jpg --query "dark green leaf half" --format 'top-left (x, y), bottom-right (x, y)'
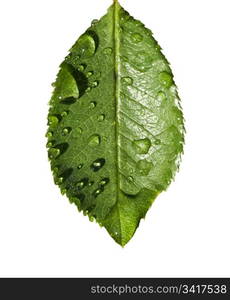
top-left (46, 0), bottom-right (185, 246)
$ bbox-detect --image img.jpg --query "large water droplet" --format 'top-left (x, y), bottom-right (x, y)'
top-left (137, 160), bottom-right (153, 176)
top-left (62, 127), bottom-right (72, 136)
top-left (131, 33), bottom-right (143, 43)
top-left (122, 77), bottom-right (133, 85)
top-left (90, 158), bottom-right (105, 172)
top-left (159, 71), bottom-right (173, 88)
top-left (88, 134), bottom-right (100, 147)
top-left (103, 47), bottom-right (113, 55)
top-left (97, 114), bottom-right (105, 122)
top-left (71, 33), bottom-right (96, 58)
top-left (133, 138), bottom-right (151, 154)
top-left (48, 115), bottom-right (59, 127)
top-left (48, 148), bottom-right (60, 159)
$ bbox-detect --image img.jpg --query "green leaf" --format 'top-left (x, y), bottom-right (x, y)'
top-left (46, 0), bottom-right (185, 246)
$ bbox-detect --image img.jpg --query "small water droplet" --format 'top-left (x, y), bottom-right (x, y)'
top-left (48, 148), bottom-right (60, 159)
top-left (74, 127), bottom-right (83, 136)
top-left (77, 64), bottom-right (86, 72)
top-left (88, 134), bottom-right (101, 147)
top-left (55, 177), bottom-right (63, 185)
top-left (133, 51), bottom-right (153, 72)
top-left (128, 176), bottom-right (134, 182)
top-left (46, 141), bottom-right (54, 148)
top-left (91, 19), bottom-right (98, 26)
top-left (51, 82), bottom-right (56, 87)
top-left (91, 81), bottom-right (99, 88)
top-left (103, 47), bottom-right (113, 55)
top-left (133, 138), bottom-right (151, 154)
top-left (99, 178), bottom-right (110, 186)
top-left (90, 158), bottom-right (105, 172)
top-left (62, 127), bottom-right (72, 136)
top-left (88, 181), bottom-right (94, 186)
top-left (46, 131), bottom-right (53, 138)
top-left (156, 91), bottom-right (167, 106)
top-left (60, 97), bottom-right (77, 105)
top-left (61, 188), bottom-right (67, 195)
top-left (48, 115), bottom-right (59, 127)
top-left (77, 164), bottom-right (83, 169)
top-left (97, 114), bottom-right (105, 122)
top-left (93, 188), bottom-right (103, 197)
top-left (137, 160), bottom-right (153, 176)
top-left (86, 87), bottom-right (92, 93)
top-left (159, 71), bottom-right (173, 88)
top-left (131, 32), bottom-right (143, 43)
top-left (154, 139), bottom-right (161, 145)
top-left (86, 71), bottom-right (93, 78)
top-left (122, 77), bottom-right (133, 85)
top-left (76, 178), bottom-right (88, 190)
top-left (89, 101), bottom-right (97, 109)
top-left (53, 167), bottom-right (59, 174)
top-left (61, 110), bottom-right (69, 117)
top-left (89, 215), bottom-right (95, 222)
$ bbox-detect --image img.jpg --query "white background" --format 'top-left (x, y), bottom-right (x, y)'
top-left (0, 0), bottom-right (230, 277)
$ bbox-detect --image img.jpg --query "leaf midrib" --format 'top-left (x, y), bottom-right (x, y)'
top-left (114, 0), bottom-right (123, 244)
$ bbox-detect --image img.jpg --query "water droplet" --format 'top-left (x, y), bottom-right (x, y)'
top-left (46, 141), bottom-right (54, 148)
top-left (61, 110), bottom-right (69, 117)
top-left (93, 188), bottom-right (104, 197)
top-left (71, 33), bottom-right (96, 58)
top-left (122, 77), bottom-right (133, 85)
top-left (53, 167), bottom-right (59, 174)
top-left (137, 160), bottom-right (153, 176)
top-left (128, 176), bottom-right (134, 182)
top-left (133, 51), bottom-right (153, 72)
top-left (76, 178), bottom-right (88, 190)
top-left (74, 127), bottom-right (83, 136)
top-left (86, 87), bottom-right (91, 93)
top-left (97, 114), bottom-right (105, 122)
top-left (62, 127), bottom-right (72, 136)
top-left (90, 158), bottom-right (105, 172)
top-left (46, 131), bottom-right (53, 138)
top-left (103, 47), bottom-right (113, 55)
top-left (99, 178), bottom-right (110, 186)
top-left (88, 181), bottom-right (94, 186)
top-left (154, 139), bottom-right (161, 145)
top-left (61, 188), bottom-right (67, 195)
top-left (86, 71), bottom-right (93, 78)
top-left (48, 115), bottom-right (59, 127)
top-left (156, 91), bottom-right (167, 106)
top-left (91, 81), bottom-right (99, 88)
top-left (131, 32), bottom-right (143, 43)
top-left (77, 164), bottom-right (83, 169)
top-left (133, 138), bottom-right (151, 154)
top-left (48, 148), bottom-right (60, 159)
top-left (55, 177), bottom-right (63, 185)
top-left (91, 19), bottom-right (98, 26)
top-left (159, 71), bottom-right (173, 88)
top-left (89, 215), bottom-right (95, 222)
top-left (51, 82), bottom-right (56, 87)
top-left (88, 134), bottom-right (101, 147)
top-left (89, 101), bottom-right (97, 109)
top-left (77, 64), bottom-right (86, 72)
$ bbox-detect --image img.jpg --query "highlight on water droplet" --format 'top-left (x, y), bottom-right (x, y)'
top-left (133, 138), bottom-right (151, 154)
top-left (93, 187), bottom-right (104, 198)
top-left (91, 81), bottom-right (99, 88)
top-left (103, 47), bottom-right (113, 55)
top-left (88, 134), bottom-right (101, 147)
top-left (77, 164), bottom-right (83, 169)
top-left (137, 159), bottom-right (153, 176)
top-left (46, 131), bottom-right (53, 139)
top-left (77, 64), bottom-right (86, 72)
top-left (46, 141), bottom-right (54, 148)
top-left (90, 158), bottom-right (105, 172)
top-left (97, 114), bottom-right (105, 122)
top-left (99, 178), bottom-right (110, 186)
top-left (76, 178), bottom-right (88, 190)
top-left (86, 71), bottom-right (93, 78)
top-left (159, 71), bottom-right (173, 88)
top-left (122, 77), bottom-right (133, 85)
top-left (128, 176), bottom-right (134, 182)
top-left (131, 32), bottom-right (143, 43)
